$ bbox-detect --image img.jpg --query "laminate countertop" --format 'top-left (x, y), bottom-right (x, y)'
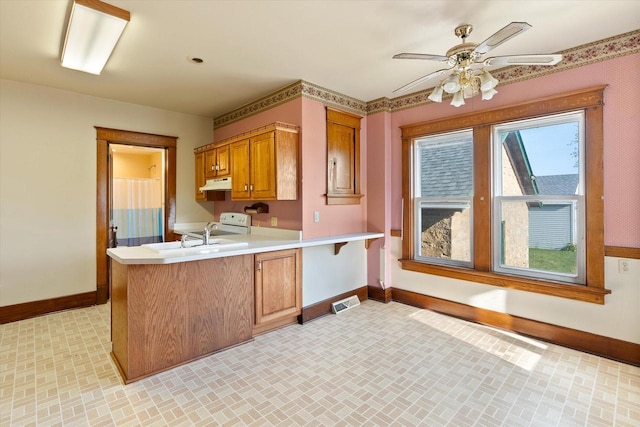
top-left (107, 228), bottom-right (384, 265)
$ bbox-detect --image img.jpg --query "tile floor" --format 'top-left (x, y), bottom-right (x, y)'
top-left (1, 300), bottom-right (638, 426)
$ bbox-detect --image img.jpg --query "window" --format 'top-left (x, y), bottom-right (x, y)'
top-left (414, 130), bottom-right (474, 267)
top-left (400, 87), bottom-right (608, 304)
top-left (493, 112), bottom-right (585, 284)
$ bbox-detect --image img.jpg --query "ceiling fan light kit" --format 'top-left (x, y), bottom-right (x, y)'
top-left (393, 22), bottom-right (563, 107)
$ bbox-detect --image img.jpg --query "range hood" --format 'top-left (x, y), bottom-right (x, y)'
top-left (200, 177), bottom-right (232, 191)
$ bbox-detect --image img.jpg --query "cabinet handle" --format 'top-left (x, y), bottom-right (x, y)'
top-left (244, 184), bottom-right (248, 191)
top-left (215, 164), bottom-right (219, 171)
top-left (250, 184), bottom-right (253, 191)
top-left (257, 261), bottom-right (261, 272)
top-left (211, 165), bottom-right (215, 171)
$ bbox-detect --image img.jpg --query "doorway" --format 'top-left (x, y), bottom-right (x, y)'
top-left (96, 127), bottom-right (177, 304)
top-left (111, 145), bottom-right (165, 246)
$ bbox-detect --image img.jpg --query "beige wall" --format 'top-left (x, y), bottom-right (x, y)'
top-left (0, 79), bottom-right (214, 306)
top-left (112, 152), bottom-right (156, 179)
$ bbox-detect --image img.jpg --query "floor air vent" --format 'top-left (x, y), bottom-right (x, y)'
top-left (331, 295), bottom-right (360, 314)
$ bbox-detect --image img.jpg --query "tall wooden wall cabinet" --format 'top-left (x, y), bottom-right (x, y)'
top-left (325, 108), bottom-right (364, 205)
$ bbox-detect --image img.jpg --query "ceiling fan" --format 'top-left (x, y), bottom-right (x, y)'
top-left (393, 22), bottom-right (563, 106)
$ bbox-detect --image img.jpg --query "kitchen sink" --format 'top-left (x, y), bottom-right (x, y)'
top-left (142, 238), bottom-right (248, 255)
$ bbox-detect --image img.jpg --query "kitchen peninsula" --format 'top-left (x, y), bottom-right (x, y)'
top-left (107, 229), bottom-right (383, 383)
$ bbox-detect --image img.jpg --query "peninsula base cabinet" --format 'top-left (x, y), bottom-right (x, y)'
top-left (110, 255), bottom-right (254, 383)
top-left (254, 249), bottom-right (302, 335)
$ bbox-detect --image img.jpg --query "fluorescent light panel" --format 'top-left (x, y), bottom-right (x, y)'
top-left (61, 0), bottom-right (130, 75)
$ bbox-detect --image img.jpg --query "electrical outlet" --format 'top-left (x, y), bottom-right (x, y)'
top-left (618, 259), bottom-right (630, 274)
top-left (271, 217), bottom-right (278, 226)
top-left (314, 211), bottom-right (320, 222)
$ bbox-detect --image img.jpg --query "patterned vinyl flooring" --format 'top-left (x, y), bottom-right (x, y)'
top-left (1, 300), bottom-right (638, 426)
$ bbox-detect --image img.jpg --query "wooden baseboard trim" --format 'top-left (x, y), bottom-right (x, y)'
top-left (392, 288), bottom-right (640, 367)
top-left (0, 291), bottom-right (97, 324)
top-left (299, 286), bottom-right (368, 324)
top-left (368, 285), bottom-right (392, 303)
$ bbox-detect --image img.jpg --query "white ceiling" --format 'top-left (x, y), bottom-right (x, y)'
top-left (1, 1), bottom-right (638, 119)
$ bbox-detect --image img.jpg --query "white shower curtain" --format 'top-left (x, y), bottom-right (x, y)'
top-left (112, 178), bottom-right (162, 246)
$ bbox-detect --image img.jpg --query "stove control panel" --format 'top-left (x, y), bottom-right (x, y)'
top-left (219, 212), bottom-right (251, 227)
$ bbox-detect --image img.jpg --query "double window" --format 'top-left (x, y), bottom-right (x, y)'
top-left (400, 87), bottom-right (608, 303)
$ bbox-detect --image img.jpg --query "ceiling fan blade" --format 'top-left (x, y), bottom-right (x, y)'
top-left (393, 68), bottom-right (450, 93)
top-left (483, 54), bottom-right (563, 67)
top-left (393, 53), bottom-right (450, 62)
top-left (474, 22), bottom-right (532, 55)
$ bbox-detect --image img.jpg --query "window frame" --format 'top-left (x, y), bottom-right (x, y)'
top-left (399, 86), bottom-right (609, 304)
top-left (492, 112), bottom-right (586, 284)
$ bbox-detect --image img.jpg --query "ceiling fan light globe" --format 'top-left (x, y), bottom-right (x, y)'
top-left (481, 87), bottom-right (498, 100)
top-left (443, 73), bottom-right (461, 94)
top-left (428, 85), bottom-right (444, 103)
top-left (479, 70), bottom-right (499, 91)
top-left (451, 91), bottom-right (465, 107)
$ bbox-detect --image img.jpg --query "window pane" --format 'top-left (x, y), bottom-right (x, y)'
top-left (417, 131), bottom-right (473, 198)
top-left (415, 130), bottom-right (473, 267)
top-left (418, 202), bottom-right (471, 263)
top-left (499, 121), bottom-right (580, 197)
top-left (499, 200), bottom-right (577, 276)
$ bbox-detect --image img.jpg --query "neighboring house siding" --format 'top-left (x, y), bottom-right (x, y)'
top-left (529, 174), bottom-right (578, 250)
top-left (529, 204), bottom-right (574, 250)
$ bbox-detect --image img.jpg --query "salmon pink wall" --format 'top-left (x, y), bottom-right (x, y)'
top-left (366, 111), bottom-right (392, 286)
top-left (211, 95), bottom-right (370, 238)
top-left (212, 99), bottom-right (303, 230)
top-left (390, 54), bottom-right (640, 248)
top-left (214, 99), bottom-right (303, 140)
top-left (301, 97), bottom-right (368, 239)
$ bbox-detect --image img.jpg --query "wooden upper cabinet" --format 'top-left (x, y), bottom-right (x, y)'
top-left (195, 152), bottom-right (208, 201)
top-left (216, 144), bottom-right (230, 177)
top-left (250, 131), bottom-right (277, 200)
top-left (228, 123), bottom-right (299, 201)
top-left (195, 151), bottom-right (224, 202)
top-left (230, 139), bottom-right (251, 200)
top-left (204, 145), bottom-right (231, 179)
top-left (326, 108), bottom-right (364, 205)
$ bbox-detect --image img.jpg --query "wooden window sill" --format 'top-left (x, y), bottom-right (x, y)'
top-left (400, 259), bottom-right (611, 304)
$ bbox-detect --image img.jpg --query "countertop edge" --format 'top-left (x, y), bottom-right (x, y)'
top-left (107, 232), bottom-right (384, 265)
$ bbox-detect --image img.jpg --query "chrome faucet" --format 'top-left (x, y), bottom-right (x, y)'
top-left (204, 222), bottom-right (218, 245)
top-left (180, 232), bottom-right (204, 248)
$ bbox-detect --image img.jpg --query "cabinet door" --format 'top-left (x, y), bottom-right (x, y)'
top-left (204, 149), bottom-right (217, 179)
top-left (255, 249), bottom-right (301, 328)
top-left (195, 152), bottom-right (208, 201)
top-left (326, 108), bottom-right (363, 205)
top-left (230, 139), bottom-right (251, 200)
top-left (327, 123), bottom-right (356, 195)
top-left (250, 132), bottom-right (277, 200)
top-left (216, 145), bottom-right (231, 177)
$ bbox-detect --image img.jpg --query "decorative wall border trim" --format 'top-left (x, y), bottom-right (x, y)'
top-left (371, 29), bottom-right (640, 114)
top-left (214, 30), bottom-right (639, 127)
top-left (214, 80), bottom-right (366, 129)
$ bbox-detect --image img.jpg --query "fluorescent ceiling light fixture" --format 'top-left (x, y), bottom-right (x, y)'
top-left (61, 0), bottom-right (130, 75)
